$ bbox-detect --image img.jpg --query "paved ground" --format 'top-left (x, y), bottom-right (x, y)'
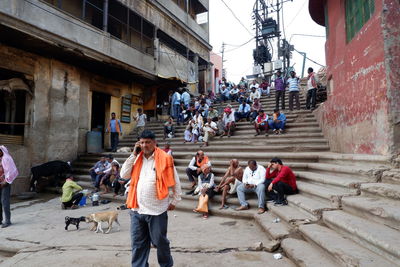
top-left (0, 196), bottom-right (295, 267)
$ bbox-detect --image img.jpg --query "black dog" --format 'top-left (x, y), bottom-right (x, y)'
top-left (65, 216), bottom-right (85, 230)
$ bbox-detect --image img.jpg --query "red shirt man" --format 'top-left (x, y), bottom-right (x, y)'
top-left (266, 157), bottom-right (297, 205)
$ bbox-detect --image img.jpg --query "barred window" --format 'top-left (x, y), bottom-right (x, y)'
top-left (345, 0), bottom-right (375, 42)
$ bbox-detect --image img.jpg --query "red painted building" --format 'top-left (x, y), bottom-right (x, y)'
top-left (309, 0), bottom-right (399, 156)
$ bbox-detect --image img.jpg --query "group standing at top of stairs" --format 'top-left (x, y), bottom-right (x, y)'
top-left (72, 82), bottom-right (400, 266)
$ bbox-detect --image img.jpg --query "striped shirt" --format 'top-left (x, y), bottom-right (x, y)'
top-left (287, 77), bottom-right (300, 92)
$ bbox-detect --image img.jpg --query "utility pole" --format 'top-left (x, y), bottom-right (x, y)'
top-left (221, 42), bottom-right (225, 78)
top-left (276, 0), bottom-right (280, 69)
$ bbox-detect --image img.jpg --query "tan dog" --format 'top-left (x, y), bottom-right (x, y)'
top-left (85, 211), bottom-right (120, 234)
top-left (117, 147), bottom-right (132, 153)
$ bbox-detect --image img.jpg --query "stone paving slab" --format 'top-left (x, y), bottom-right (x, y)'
top-left (0, 197), bottom-right (295, 267)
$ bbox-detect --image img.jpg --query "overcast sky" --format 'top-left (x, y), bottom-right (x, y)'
top-left (209, 0), bottom-right (326, 82)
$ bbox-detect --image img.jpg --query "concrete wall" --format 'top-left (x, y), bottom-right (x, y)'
top-left (0, 0), bottom-right (155, 77)
top-left (382, 0), bottom-right (400, 157)
top-left (0, 44), bottom-right (145, 194)
top-left (119, 0), bottom-right (210, 61)
top-left (314, 0), bottom-right (397, 156)
top-left (210, 52), bottom-right (222, 93)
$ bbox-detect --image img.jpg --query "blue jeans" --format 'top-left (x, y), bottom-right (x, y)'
top-left (130, 210), bottom-right (173, 267)
top-left (172, 104), bottom-right (180, 119)
top-left (268, 120), bottom-right (286, 130)
top-left (235, 111), bottom-right (250, 121)
top-left (236, 183), bottom-right (266, 209)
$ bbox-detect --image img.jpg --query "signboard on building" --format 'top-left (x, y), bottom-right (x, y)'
top-left (121, 95), bottom-right (132, 123)
top-left (196, 12), bottom-right (208, 24)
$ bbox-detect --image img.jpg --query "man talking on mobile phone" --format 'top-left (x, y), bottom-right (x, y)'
top-left (120, 130), bottom-right (182, 267)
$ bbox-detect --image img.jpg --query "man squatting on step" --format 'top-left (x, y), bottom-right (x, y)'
top-left (120, 130), bottom-right (182, 267)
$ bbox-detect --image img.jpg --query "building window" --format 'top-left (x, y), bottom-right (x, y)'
top-left (42, 0), bottom-right (155, 55)
top-left (345, 0), bottom-right (375, 42)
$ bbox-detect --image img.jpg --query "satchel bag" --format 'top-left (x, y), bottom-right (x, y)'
top-left (195, 194), bottom-right (209, 213)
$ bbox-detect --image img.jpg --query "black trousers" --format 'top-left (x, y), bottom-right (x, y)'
top-left (275, 90), bottom-right (285, 110)
top-left (289, 91), bottom-right (300, 110)
top-left (306, 88), bottom-right (317, 109)
top-left (272, 181), bottom-right (296, 202)
top-left (186, 168), bottom-right (199, 183)
top-left (110, 132), bottom-right (119, 151)
top-left (63, 192), bottom-right (83, 208)
top-left (130, 210), bottom-right (173, 267)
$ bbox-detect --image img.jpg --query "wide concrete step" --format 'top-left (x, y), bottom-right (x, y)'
top-left (286, 194), bottom-right (336, 219)
top-left (120, 132), bottom-right (326, 144)
top-left (341, 196), bottom-right (400, 231)
top-left (360, 183), bottom-right (400, 200)
top-left (323, 210), bottom-right (400, 263)
top-left (305, 162), bottom-right (377, 180)
top-left (157, 144), bottom-right (330, 153)
top-left (381, 169), bottom-right (400, 184)
top-left (295, 171), bottom-right (368, 189)
top-left (296, 181), bottom-right (358, 208)
top-left (281, 238), bottom-right (338, 267)
top-left (299, 224), bottom-right (395, 266)
top-left (268, 203), bottom-right (318, 225)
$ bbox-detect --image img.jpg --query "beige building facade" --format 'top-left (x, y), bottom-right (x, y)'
top-left (0, 0), bottom-right (211, 194)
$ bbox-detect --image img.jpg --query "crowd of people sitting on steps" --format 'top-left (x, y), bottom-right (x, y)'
top-left (58, 68), bottom-right (318, 217)
top-left (162, 68), bottom-right (319, 146)
top-left (184, 150), bottom-right (298, 219)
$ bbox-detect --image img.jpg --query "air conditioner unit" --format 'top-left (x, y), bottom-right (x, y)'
top-left (273, 60), bottom-right (283, 70)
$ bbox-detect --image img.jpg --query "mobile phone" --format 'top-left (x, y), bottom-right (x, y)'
top-left (135, 145), bottom-right (141, 154)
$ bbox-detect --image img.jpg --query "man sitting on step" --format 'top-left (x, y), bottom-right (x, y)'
top-left (214, 159), bottom-right (243, 209)
top-left (235, 101), bottom-right (251, 122)
top-left (265, 157), bottom-right (298, 206)
top-left (254, 110), bottom-right (269, 136)
top-left (185, 150), bottom-right (211, 191)
top-left (268, 109), bottom-right (287, 134)
top-left (221, 107), bottom-right (236, 138)
top-left (201, 117), bottom-right (218, 147)
top-left (236, 160), bottom-right (267, 214)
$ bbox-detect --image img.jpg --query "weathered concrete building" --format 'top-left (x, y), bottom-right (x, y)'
top-left (210, 51), bottom-right (222, 94)
top-left (0, 0), bottom-right (211, 193)
top-left (309, 0), bottom-right (399, 157)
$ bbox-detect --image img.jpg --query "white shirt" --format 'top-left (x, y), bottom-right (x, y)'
top-left (223, 112), bottom-right (235, 126)
top-left (120, 152), bottom-right (182, 216)
top-left (136, 113), bottom-right (147, 127)
top-left (242, 165), bottom-right (266, 186)
top-left (250, 83), bottom-right (259, 89)
top-left (203, 121), bottom-right (217, 133)
top-left (188, 157), bottom-right (212, 171)
top-left (249, 91), bottom-right (261, 102)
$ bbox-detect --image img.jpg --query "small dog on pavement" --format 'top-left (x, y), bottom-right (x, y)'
top-left (65, 216), bottom-right (85, 230)
top-left (85, 211), bottom-right (120, 234)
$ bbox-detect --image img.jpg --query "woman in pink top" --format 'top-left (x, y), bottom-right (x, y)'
top-left (0, 145), bottom-right (18, 228)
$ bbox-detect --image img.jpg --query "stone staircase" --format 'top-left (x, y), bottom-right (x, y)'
top-left (71, 92), bottom-right (399, 266)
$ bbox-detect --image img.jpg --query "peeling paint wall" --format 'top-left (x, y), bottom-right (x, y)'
top-left (382, 0), bottom-right (400, 157)
top-left (0, 44), bottom-right (144, 194)
top-left (314, 0), bottom-right (398, 156)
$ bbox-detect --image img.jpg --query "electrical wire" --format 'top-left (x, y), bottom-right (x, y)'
top-left (284, 0), bottom-right (307, 31)
top-left (219, 0), bottom-right (253, 36)
top-left (224, 38), bottom-right (255, 53)
top-left (294, 48), bottom-right (325, 67)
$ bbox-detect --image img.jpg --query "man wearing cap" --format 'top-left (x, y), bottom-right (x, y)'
top-left (221, 107), bottom-right (235, 137)
top-left (266, 157), bottom-right (297, 206)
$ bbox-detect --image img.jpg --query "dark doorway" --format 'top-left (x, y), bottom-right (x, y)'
top-left (91, 91), bottom-right (110, 147)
